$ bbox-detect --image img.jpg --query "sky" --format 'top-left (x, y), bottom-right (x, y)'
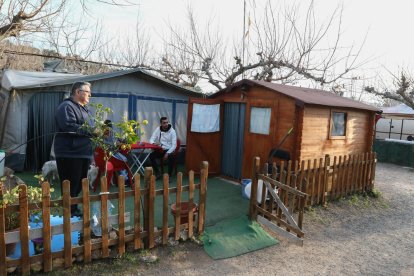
top-left (91, 0), bottom-right (414, 95)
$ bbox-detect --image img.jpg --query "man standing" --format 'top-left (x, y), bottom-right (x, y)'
top-left (54, 81), bottom-right (93, 217)
top-left (149, 116), bottom-right (177, 178)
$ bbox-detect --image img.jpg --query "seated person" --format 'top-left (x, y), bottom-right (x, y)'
top-left (149, 116), bottom-right (177, 178)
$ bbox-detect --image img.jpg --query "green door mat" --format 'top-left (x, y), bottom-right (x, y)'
top-left (202, 215), bottom-right (279, 260)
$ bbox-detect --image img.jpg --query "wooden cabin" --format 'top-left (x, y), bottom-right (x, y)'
top-left (185, 80), bottom-right (380, 179)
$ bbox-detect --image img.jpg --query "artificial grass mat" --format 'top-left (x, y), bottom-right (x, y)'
top-left (202, 215), bottom-right (279, 260)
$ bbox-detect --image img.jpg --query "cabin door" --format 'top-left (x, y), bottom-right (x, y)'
top-left (186, 98), bottom-right (223, 174)
top-left (221, 103), bottom-right (246, 179)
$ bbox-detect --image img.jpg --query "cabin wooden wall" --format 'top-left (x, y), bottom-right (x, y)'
top-left (299, 106), bottom-right (375, 161)
top-left (212, 86), bottom-right (298, 179)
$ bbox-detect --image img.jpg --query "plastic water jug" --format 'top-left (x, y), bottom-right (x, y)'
top-left (0, 150), bottom-right (5, 177)
top-left (243, 180), bottom-right (268, 203)
top-left (241, 179), bottom-right (252, 199)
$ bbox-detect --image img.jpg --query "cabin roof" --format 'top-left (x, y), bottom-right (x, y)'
top-left (212, 79), bottom-right (380, 112)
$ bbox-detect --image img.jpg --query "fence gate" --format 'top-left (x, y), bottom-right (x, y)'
top-left (249, 157), bottom-right (307, 245)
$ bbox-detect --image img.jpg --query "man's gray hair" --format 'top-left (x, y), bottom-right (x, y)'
top-left (71, 81), bottom-right (91, 96)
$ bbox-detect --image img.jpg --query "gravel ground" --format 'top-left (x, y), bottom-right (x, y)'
top-left (131, 162), bottom-right (414, 276)
top-left (61, 162), bottom-right (414, 276)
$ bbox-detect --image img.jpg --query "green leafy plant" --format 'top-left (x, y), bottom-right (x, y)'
top-left (0, 183), bottom-right (54, 231)
top-left (81, 103), bottom-right (148, 175)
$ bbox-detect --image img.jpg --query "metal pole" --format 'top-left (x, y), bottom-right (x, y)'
top-left (242, 0), bottom-right (246, 79)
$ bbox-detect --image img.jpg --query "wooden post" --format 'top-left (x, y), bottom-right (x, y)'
top-left (19, 184), bottom-right (30, 275)
top-left (322, 155), bottom-right (330, 207)
top-left (365, 153), bottom-right (372, 191)
top-left (62, 180), bottom-right (72, 268)
top-left (174, 173), bottom-right (182, 240)
top-left (143, 167), bottom-right (153, 247)
top-left (341, 155), bottom-right (347, 197)
top-left (358, 154), bottom-right (364, 192)
top-left (82, 179), bottom-right (91, 263)
top-left (299, 161), bottom-right (307, 227)
top-left (337, 156), bottom-right (343, 198)
top-left (268, 163), bottom-right (276, 214)
top-left (316, 158), bottom-right (323, 204)
top-left (284, 161), bottom-right (292, 213)
top-left (298, 160), bottom-right (306, 202)
top-left (198, 161), bottom-right (208, 234)
top-left (277, 160), bottom-right (286, 224)
top-left (346, 154), bottom-right (351, 194)
top-left (118, 176), bottom-right (125, 255)
top-left (331, 156), bottom-right (337, 200)
top-left (370, 153), bottom-right (377, 190)
top-left (249, 157), bottom-right (260, 220)
top-left (133, 175), bottom-right (141, 250)
top-left (305, 160), bottom-right (312, 206)
top-left (363, 153), bottom-right (369, 191)
top-left (162, 174), bottom-right (169, 245)
top-left (188, 171), bottom-right (195, 238)
top-left (100, 176), bottom-right (109, 258)
top-left (148, 175), bottom-right (155, 248)
top-left (349, 155), bottom-right (355, 194)
top-left (0, 184), bottom-right (6, 276)
top-left (310, 159), bottom-right (317, 205)
top-left (42, 182), bottom-right (52, 272)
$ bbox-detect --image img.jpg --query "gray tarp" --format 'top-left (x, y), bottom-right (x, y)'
top-left (0, 68), bottom-right (201, 170)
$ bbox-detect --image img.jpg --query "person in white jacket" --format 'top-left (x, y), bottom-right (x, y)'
top-left (149, 116), bottom-right (177, 178)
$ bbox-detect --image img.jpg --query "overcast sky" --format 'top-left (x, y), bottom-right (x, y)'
top-left (92, 0), bottom-right (414, 92)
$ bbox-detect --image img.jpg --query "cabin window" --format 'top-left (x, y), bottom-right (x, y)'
top-left (330, 111), bottom-right (347, 137)
top-left (250, 107), bottom-right (271, 135)
top-left (191, 103), bottom-right (220, 132)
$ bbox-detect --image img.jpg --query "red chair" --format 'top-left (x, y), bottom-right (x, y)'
top-left (93, 147), bottom-right (134, 191)
top-left (160, 138), bottom-right (181, 176)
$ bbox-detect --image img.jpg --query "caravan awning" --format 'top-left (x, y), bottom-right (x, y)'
top-left (1, 70), bottom-right (83, 91)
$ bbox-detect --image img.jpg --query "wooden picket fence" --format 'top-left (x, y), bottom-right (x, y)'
top-left (263, 152), bottom-right (377, 207)
top-left (0, 161), bottom-right (208, 275)
top-left (249, 157), bottom-right (307, 244)
top-left (249, 152), bottom-right (377, 243)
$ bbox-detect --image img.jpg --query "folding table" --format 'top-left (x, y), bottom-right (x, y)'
top-left (129, 142), bottom-right (162, 177)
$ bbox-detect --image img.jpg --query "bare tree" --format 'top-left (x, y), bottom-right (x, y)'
top-left (365, 71), bottom-right (414, 109)
top-left (96, 19), bottom-right (151, 69)
top-left (0, 0), bottom-right (140, 72)
top-left (156, 1), bottom-right (366, 91)
top-left (0, 0), bottom-right (67, 39)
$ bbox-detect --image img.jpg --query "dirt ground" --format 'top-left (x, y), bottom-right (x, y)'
top-left (60, 162), bottom-right (414, 276)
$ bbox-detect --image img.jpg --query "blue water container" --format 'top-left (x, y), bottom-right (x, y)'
top-left (241, 179), bottom-right (252, 199)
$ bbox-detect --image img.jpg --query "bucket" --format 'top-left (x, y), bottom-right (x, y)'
top-left (0, 150), bottom-right (5, 177)
top-left (243, 180), bottom-right (269, 203)
top-left (241, 179), bottom-right (252, 199)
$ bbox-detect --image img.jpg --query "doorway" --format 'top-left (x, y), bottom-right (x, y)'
top-left (221, 103), bottom-right (246, 179)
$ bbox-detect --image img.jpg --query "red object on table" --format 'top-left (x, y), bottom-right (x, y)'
top-left (131, 141), bottom-right (162, 151)
top-left (129, 142), bottom-right (163, 176)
